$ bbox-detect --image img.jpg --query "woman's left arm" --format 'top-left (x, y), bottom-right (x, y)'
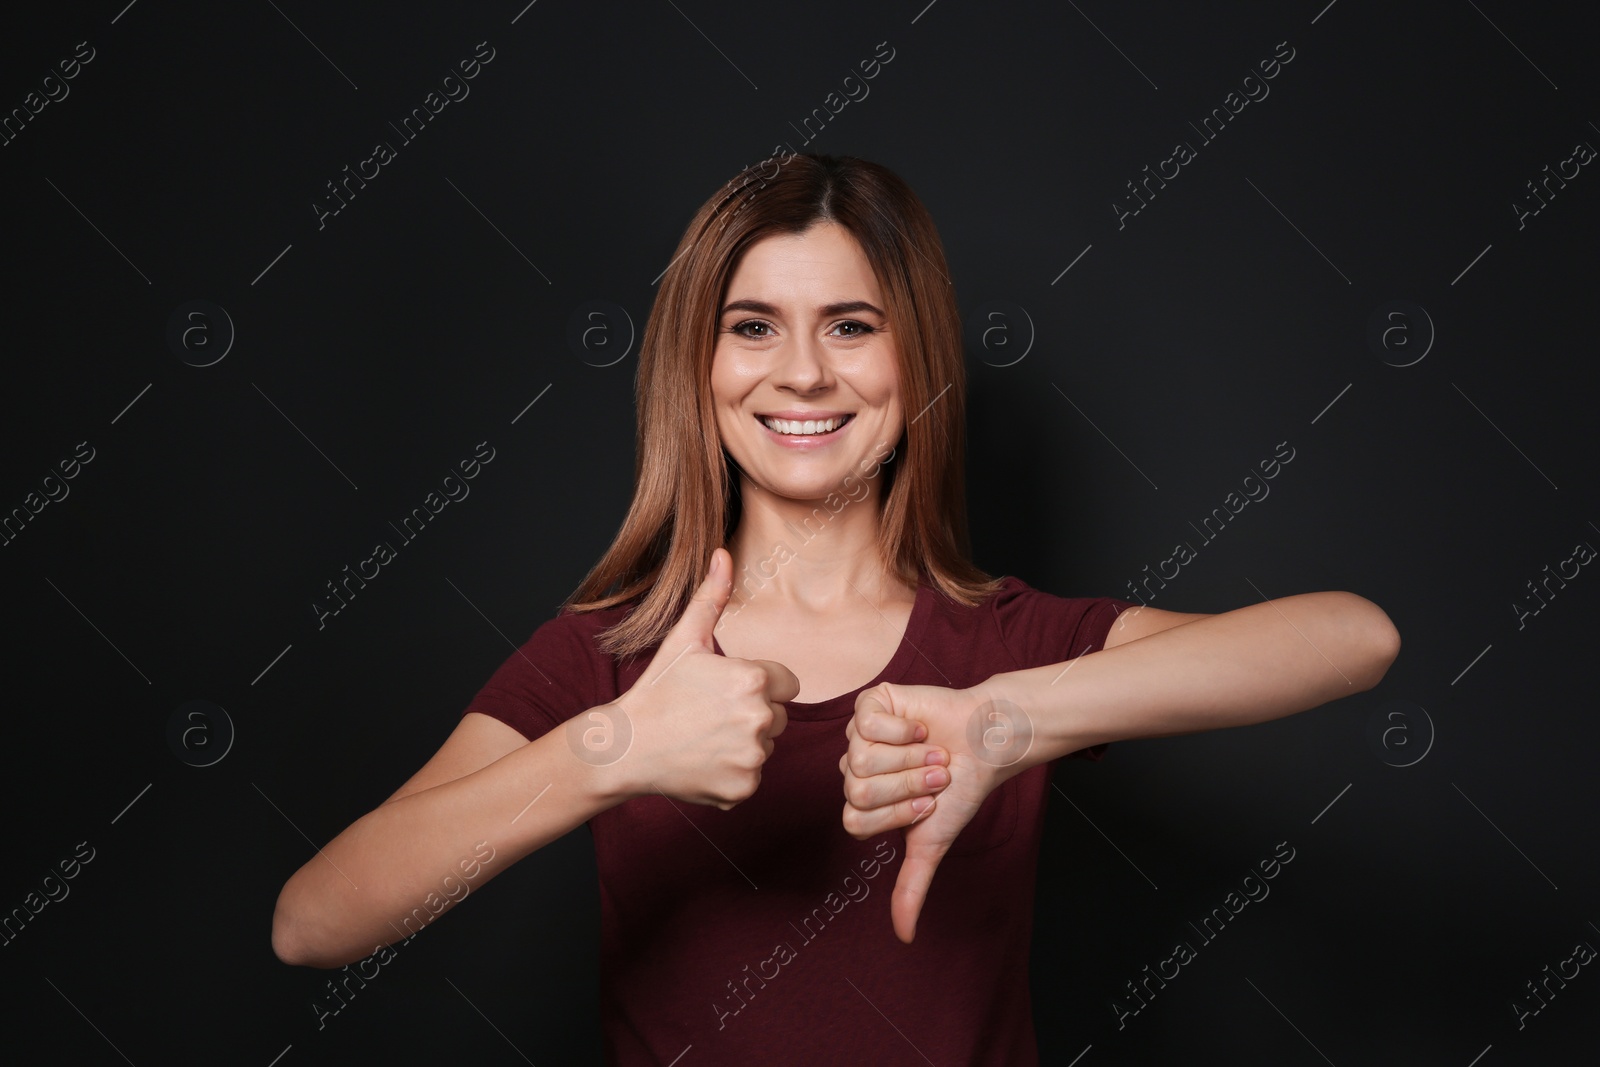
top-left (842, 591), bottom-right (1399, 942)
top-left (980, 591), bottom-right (1401, 771)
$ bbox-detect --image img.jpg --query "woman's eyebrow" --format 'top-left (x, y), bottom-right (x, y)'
top-left (719, 299), bottom-right (886, 318)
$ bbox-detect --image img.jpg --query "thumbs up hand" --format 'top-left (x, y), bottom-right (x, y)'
top-left (839, 681), bottom-right (1026, 943)
top-left (607, 548), bottom-right (799, 809)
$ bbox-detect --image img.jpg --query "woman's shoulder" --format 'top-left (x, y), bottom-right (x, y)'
top-left (542, 594), bottom-right (640, 642)
top-left (955, 573), bottom-right (1041, 608)
top-left (530, 591), bottom-right (662, 670)
top-left (978, 573), bottom-right (1113, 603)
top-left (958, 572), bottom-right (1130, 627)
top-left (950, 573), bottom-right (1133, 665)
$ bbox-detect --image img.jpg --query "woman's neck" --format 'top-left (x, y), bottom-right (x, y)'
top-left (723, 483), bottom-right (912, 615)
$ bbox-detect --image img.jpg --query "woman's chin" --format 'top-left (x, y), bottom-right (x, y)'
top-left (746, 474), bottom-right (864, 507)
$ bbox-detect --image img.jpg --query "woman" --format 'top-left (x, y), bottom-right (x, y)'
top-left (271, 153), bottom-right (1400, 1065)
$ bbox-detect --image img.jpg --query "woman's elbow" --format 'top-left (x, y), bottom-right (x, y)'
top-left (271, 877), bottom-right (340, 969)
top-left (271, 902), bottom-right (307, 967)
top-left (1342, 592), bottom-right (1400, 690)
top-left (271, 886), bottom-right (317, 968)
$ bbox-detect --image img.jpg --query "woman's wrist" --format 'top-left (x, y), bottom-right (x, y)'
top-left (551, 701), bottom-right (646, 808)
top-left (967, 669), bottom-right (1089, 781)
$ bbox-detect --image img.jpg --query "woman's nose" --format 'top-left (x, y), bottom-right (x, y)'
top-left (772, 334), bottom-right (830, 391)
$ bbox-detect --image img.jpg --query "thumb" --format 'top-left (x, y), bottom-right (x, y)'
top-left (890, 829), bottom-right (950, 944)
top-left (854, 684), bottom-right (927, 745)
top-left (672, 548), bottom-right (733, 651)
top-left (856, 682), bottom-right (907, 722)
top-left (855, 684), bottom-right (890, 718)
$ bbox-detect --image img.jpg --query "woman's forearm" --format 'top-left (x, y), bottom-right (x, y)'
top-left (271, 720), bottom-right (631, 969)
top-left (978, 591), bottom-right (1401, 774)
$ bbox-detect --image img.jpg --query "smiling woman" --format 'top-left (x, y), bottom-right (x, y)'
top-left (270, 153), bottom-right (1399, 1067)
top-left (564, 154), bottom-right (995, 661)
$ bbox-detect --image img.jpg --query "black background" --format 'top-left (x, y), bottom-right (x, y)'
top-left (2, 1), bottom-right (1596, 1064)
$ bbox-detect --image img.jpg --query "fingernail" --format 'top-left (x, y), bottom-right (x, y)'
top-left (924, 767), bottom-right (949, 788)
top-left (913, 723), bottom-right (927, 741)
top-left (924, 749), bottom-right (946, 766)
top-left (911, 795), bottom-right (933, 813)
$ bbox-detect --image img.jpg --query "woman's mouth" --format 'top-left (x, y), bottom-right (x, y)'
top-left (757, 413), bottom-right (854, 436)
top-left (753, 412), bottom-right (856, 449)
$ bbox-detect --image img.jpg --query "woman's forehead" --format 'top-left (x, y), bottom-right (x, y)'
top-left (724, 225), bottom-right (882, 305)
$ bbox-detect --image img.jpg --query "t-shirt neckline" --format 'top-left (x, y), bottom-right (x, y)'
top-left (710, 580), bottom-right (935, 721)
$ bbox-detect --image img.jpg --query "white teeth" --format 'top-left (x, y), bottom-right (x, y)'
top-left (760, 415), bottom-right (850, 435)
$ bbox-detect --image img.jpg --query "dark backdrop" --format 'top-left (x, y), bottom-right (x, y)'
top-left (3, 1), bottom-right (1595, 1064)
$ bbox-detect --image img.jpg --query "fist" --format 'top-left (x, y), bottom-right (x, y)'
top-left (840, 680), bottom-right (1027, 942)
top-left (612, 548), bottom-right (798, 808)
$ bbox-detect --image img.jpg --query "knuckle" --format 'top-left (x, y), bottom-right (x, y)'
top-left (841, 807), bottom-right (866, 839)
top-left (743, 713), bottom-right (770, 745)
top-left (847, 748), bottom-right (872, 777)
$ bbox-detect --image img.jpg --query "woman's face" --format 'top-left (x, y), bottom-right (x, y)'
top-left (710, 221), bottom-right (903, 505)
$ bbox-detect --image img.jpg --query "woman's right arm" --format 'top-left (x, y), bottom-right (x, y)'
top-left (271, 548), bottom-right (797, 969)
top-left (270, 709), bottom-right (630, 969)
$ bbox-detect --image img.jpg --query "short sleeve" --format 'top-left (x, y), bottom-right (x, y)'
top-left (989, 579), bottom-right (1140, 762)
top-left (461, 609), bottom-right (602, 742)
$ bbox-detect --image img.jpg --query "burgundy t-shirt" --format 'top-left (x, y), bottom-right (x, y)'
top-left (463, 576), bottom-right (1136, 1066)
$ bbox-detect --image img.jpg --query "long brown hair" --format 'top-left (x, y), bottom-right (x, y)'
top-left (565, 152), bottom-right (1002, 659)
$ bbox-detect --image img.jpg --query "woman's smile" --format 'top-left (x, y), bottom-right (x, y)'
top-left (755, 411), bottom-right (856, 446)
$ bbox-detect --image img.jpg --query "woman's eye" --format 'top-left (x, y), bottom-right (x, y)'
top-left (728, 319), bottom-right (875, 339)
